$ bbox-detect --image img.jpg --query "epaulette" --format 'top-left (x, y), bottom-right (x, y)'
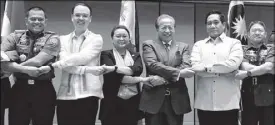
top-left (266, 43), bottom-right (274, 47)
top-left (12, 30), bottom-right (26, 38)
top-left (14, 30), bottom-right (26, 34)
top-left (45, 31), bottom-right (56, 34)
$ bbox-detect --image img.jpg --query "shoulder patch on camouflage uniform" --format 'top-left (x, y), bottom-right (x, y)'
top-left (45, 31), bottom-right (56, 34)
top-left (47, 37), bottom-right (59, 48)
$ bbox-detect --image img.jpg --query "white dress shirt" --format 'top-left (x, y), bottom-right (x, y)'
top-left (191, 33), bottom-right (243, 111)
top-left (55, 30), bottom-right (104, 100)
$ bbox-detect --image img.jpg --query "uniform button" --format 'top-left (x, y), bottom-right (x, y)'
top-left (214, 53), bottom-right (216, 55)
top-left (213, 81), bottom-right (215, 82)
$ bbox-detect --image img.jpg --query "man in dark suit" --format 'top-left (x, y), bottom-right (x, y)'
top-left (139, 14), bottom-right (195, 125)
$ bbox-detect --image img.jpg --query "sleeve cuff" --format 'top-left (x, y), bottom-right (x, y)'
top-left (5, 51), bottom-right (19, 61)
top-left (205, 65), bottom-right (213, 73)
top-left (1, 51), bottom-right (10, 62)
top-left (176, 72), bottom-right (181, 81)
top-left (41, 49), bottom-right (59, 56)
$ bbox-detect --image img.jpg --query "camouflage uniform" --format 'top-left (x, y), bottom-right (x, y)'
top-left (241, 44), bottom-right (275, 125)
top-left (1, 30), bottom-right (60, 125)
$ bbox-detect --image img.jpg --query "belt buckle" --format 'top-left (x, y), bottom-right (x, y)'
top-left (165, 89), bottom-right (171, 96)
top-left (28, 80), bottom-right (34, 85)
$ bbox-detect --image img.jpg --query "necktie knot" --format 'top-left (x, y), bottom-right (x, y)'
top-left (164, 43), bottom-right (170, 51)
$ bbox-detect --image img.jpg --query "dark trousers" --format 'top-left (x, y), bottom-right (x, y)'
top-left (101, 120), bottom-right (137, 125)
top-left (100, 95), bottom-right (141, 125)
top-left (1, 78), bottom-right (11, 125)
top-left (241, 85), bottom-right (274, 125)
top-left (9, 80), bottom-right (56, 125)
top-left (57, 96), bottom-right (99, 125)
top-left (197, 109), bottom-right (239, 125)
top-left (242, 100), bottom-right (274, 125)
top-left (145, 96), bottom-right (183, 125)
top-left (242, 105), bottom-right (274, 125)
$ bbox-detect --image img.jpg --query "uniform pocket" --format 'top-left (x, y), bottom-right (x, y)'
top-left (254, 84), bottom-right (274, 106)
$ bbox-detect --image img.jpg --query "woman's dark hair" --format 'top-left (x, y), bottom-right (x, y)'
top-left (110, 25), bottom-right (130, 39)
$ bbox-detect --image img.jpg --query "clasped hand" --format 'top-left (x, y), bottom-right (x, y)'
top-left (85, 65), bottom-right (115, 76)
top-left (141, 75), bottom-right (166, 87)
top-left (180, 68), bottom-right (195, 78)
top-left (24, 66), bottom-right (51, 77)
top-left (235, 70), bottom-right (248, 80)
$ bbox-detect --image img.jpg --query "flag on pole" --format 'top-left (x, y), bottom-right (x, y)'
top-left (227, 0), bottom-right (247, 45)
top-left (119, 0), bottom-right (139, 52)
top-left (228, 1), bottom-right (247, 124)
top-left (1, 0), bottom-right (12, 37)
top-left (1, 0), bottom-right (25, 37)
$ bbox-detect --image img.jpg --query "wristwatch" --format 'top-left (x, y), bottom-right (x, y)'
top-left (246, 71), bottom-right (252, 77)
top-left (114, 66), bottom-right (118, 72)
top-left (48, 64), bottom-right (54, 71)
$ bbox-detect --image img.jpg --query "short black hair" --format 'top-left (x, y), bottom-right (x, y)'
top-left (205, 10), bottom-right (226, 24)
top-left (248, 21), bottom-right (266, 32)
top-left (25, 6), bottom-right (47, 18)
top-left (110, 25), bottom-right (130, 39)
top-left (71, 3), bottom-right (92, 16)
top-left (155, 14), bottom-right (176, 29)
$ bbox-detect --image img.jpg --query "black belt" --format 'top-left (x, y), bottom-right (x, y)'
top-left (16, 78), bottom-right (51, 85)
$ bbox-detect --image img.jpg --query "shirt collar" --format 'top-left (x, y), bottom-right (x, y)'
top-left (206, 33), bottom-right (226, 43)
top-left (162, 40), bottom-right (172, 46)
top-left (247, 43), bottom-right (267, 50)
top-left (26, 30), bottom-right (44, 38)
top-left (72, 29), bottom-right (89, 38)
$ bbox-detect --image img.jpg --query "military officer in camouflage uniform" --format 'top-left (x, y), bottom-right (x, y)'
top-left (235, 21), bottom-right (274, 125)
top-left (1, 6), bottom-right (60, 125)
top-left (1, 50), bottom-right (41, 125)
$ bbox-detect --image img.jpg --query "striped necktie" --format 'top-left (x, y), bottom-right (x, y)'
top-left (164, 43), bottom-right (170, 51)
